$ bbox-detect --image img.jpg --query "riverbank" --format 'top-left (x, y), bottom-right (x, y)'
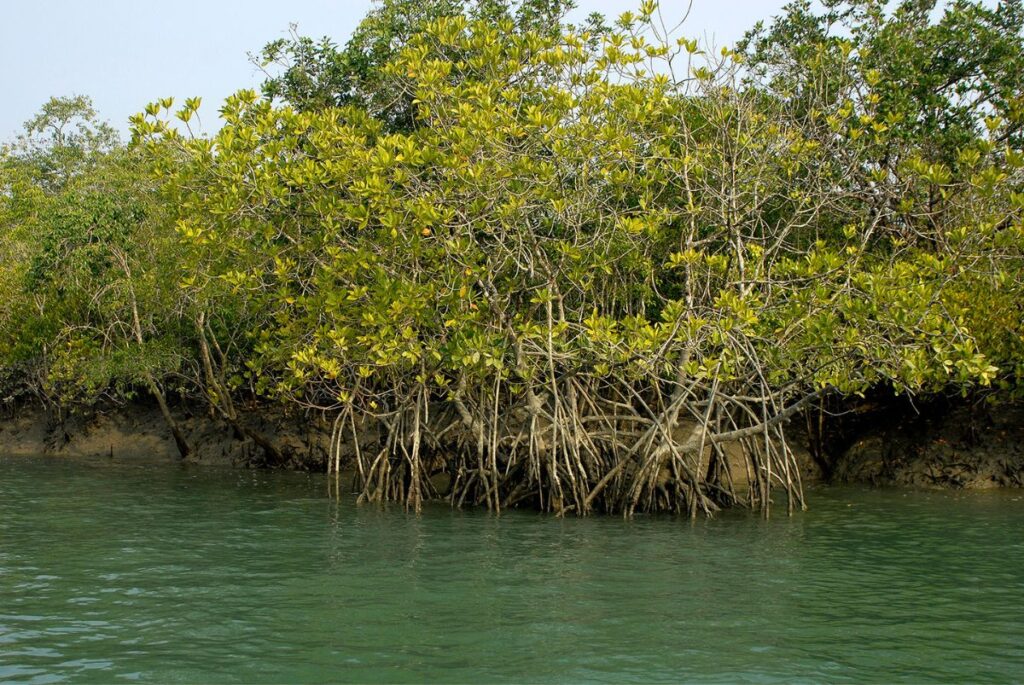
top-left (2, 397), bottom-right (1021, 493)
top-left (0, 402), bottom-right (328, 469)
top-left (828, 399), bottom-right (1024, 489)
top-left (0, 400), bottom-right (786, 492)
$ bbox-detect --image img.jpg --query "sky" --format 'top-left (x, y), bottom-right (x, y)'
top-left (0, 1), bottom-right (792, 142)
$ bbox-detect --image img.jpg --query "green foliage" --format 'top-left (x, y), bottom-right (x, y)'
top-left (741, 0), bottom-right (1024, 162)
top-left (3, 0), bottom-right (1023, 513)
top-left (0, 103), bottom-right (191, 406)
top-left (256, 0), bottom-right (601, 129)
top-left (139, 2), bottom-right (1023, 418)
top-left (4, 95), bottom-right (119, 192)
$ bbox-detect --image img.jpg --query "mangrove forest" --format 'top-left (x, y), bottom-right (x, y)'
top-left (2, 0), bottom-right (1023, 517)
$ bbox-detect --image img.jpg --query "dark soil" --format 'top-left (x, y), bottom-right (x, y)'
top-left (1, 394), bottom-right (1020, 491)
top-left (826, 396), bottom-right (1024, 489)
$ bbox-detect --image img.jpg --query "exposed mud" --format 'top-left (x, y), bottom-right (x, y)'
top-left (0, 401), bottom-right (333, 469)
top-left (827, 399), bottom-right (1024, 489)
top-left (1, 396), bottom-right (1020, 492)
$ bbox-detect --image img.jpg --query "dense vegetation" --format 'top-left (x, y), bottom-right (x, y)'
top-left (2, 0), bottom-right (1022, 516)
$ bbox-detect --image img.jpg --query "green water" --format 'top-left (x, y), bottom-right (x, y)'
top-left (1, 457), bottom-right (1022, 684)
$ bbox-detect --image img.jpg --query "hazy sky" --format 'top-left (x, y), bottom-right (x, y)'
top-left (1, 1), bottom-right (791, 141)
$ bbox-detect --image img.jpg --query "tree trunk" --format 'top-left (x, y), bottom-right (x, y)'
top-left (146, 372), bottom-right (192, 460)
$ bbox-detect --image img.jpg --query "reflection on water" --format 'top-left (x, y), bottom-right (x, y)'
top-left (1, 456), bottom-right (1022, 683)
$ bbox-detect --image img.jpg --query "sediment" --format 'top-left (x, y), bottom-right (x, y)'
top-left (2, 396), bottom-right (1020, 495)
top-left (828, 399), bottom-right (1024, 489)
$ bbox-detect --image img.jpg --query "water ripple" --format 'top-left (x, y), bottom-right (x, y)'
top-left (1, 457), bottom-right (1023, 683)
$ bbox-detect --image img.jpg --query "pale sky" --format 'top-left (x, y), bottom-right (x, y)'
top-left (0, 1), bottom-right (792, 141)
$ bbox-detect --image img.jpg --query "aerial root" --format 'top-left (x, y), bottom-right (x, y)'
top-left (324, 376), bottom-right (805, 518)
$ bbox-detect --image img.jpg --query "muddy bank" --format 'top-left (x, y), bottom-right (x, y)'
top-left (1, 396), bottom-right (1020, 492)
top-left (0, 400), bottom-right (797, 495)
top-left (0, 401), bottom-right (333, 469)
top-left (827, 399), bottom-right (1024, 489)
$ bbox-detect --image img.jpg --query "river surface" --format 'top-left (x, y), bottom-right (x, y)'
top-left (1, 456), bottom-right (1023, 684)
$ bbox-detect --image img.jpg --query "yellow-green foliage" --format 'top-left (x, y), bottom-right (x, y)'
top-left (3, 2), bottom-right (1023, 514)
top-left (136, 10), bottom-right (1021, 414)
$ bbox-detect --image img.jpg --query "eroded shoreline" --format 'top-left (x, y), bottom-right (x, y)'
top-left (3, 398), bottom-right (1021, 496)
